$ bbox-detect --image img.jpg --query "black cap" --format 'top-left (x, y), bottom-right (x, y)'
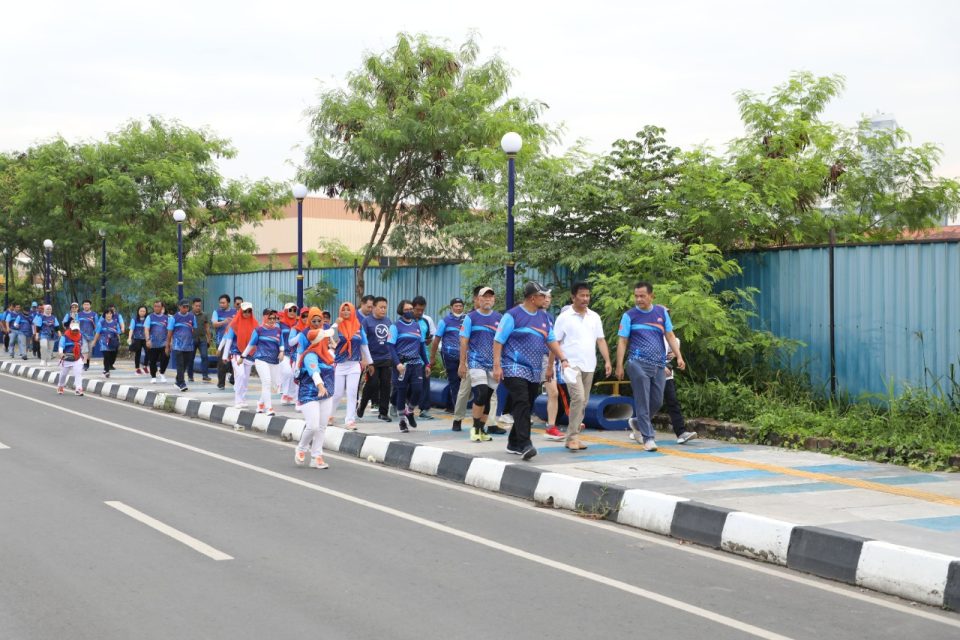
top-left (450, 297), bottom-right (464, 306)
top-left (522, 281), bottom-right (551, 298)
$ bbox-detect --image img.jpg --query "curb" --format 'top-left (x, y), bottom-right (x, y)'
top-left (4, 359), bottom-right (959, 611)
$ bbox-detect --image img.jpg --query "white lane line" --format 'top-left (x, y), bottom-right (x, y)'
top-left (0, 387), bottom-right (788, 639)
top-left (4, 376), bottom-right (960, 630)
top-left (105, 501), bottom-right (233, 561)
top-left (0, 441), bottom-right (9, 449)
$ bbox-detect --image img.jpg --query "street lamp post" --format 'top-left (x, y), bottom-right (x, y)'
top-left (500, 132), bottom-right (522, 309)
top-left (2, 248), bottom-right (8, 310)
top-left (99, 229), bottom-right (107, 311)
top-left (292, 184), bottom-right (308, 309)
top-left (42, 239), bottom-right (53, 305)
top-left (173, 210), bottom-right (186, 301)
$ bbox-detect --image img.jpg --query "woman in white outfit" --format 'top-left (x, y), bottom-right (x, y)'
top-left (242, 309), bottom-right (284, 416)
top-left (220, 301), bottom-right (258, 410)
top-left (295, 307), bottom-right (336, 469)
top-left (329, 302), bottom-right (371, 430)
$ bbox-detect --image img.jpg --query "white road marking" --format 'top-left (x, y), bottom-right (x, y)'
top-left (104, 501), bottom-right (233, 561)
top-left (0, 441), bottom-right (9, 449)
top-left (3, 375), bottom-right (960, 630)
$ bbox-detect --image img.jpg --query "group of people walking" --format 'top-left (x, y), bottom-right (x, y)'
top-left (1, 278), bottom-right (693, 468)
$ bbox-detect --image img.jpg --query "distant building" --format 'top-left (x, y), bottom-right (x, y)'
top-left (240, 197), bottom-right (397, 267)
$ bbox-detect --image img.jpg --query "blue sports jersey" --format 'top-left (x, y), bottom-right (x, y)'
top-left (248, 325), bottom-right (283, 364)
top-left (494, 306), bottom-right (556, 383)
top-left (59, 334), bottom-right (82, 361)
top-left (211, 307), bottom-right (237, 344)
top-left (33, 314), bottom-right (60, 339)
top-left (461, 310), bottom-right (501, 370)
top-left (362, 315), bottom-right (392, 363)
top-left (130, 315), bottom-right (148, 340)
top-left (618, 305), bottom-right (673, 366)
top-left (144, 313), bottom-right (173, 346)
top-left (77, 310), bottom-right (98, 340)
top-left (388, 319), bottom-right (425, 365)
top-left (297, 352), bottom-right (335, 404)
top-left (14, 311), bottom-right (33, 336)
top-left (171, 312), bottom-right (197, 352)
top-left (96, 318), bottom-right (121, 351)
top-left (436, 312), bottom-right (464, 357)
top-left (222, 328), bottom-right (250, 360)
top-left (334, 325), bottom-right (368, 363)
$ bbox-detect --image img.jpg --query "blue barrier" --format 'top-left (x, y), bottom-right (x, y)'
top-left (533, 393), bottom-right (634, 430)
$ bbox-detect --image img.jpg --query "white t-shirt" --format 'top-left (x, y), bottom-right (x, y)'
top-left (664, 337), bottom-right (681, 380)
top-left (553, 307), bottom-right (605, 373)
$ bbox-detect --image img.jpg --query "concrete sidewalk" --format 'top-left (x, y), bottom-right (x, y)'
top-left (5, 355), bottom-right (959, 610)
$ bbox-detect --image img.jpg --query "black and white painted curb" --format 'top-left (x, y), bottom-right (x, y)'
top-left (4, 359), bottom-right (959, 611)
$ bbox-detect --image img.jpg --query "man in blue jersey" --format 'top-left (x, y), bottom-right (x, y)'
top-left (411, 295), bottom-right (436, 420)
top-left (615, 281), bottom-right (685, 451)
top-left (357, 296), bottom-right (393, 422)
top-left (9, 303), bottom-right (31, 360)
top-left (493, 282), bottom-right (570, 460)
top-left (77, 300), bottom-right (99, 372)
top-left (169, 299), bottom-right (198, 392)
top-left (458, 288), bottom-right (502, 442)
top-left (212, 294), bottom-right (238, 389)
top-left (358, 295), bottom-right (375, 321)
top-left (430, 297), bottom-right (465, 414)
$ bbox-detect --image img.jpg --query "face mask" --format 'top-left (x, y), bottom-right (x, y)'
top-left (402, 311), bottom-right (414, 320)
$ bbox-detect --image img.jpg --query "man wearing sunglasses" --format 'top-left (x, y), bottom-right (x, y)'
top-left (211, 294), bottom-right (237, 389)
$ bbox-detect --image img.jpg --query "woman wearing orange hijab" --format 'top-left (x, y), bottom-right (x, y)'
top-left (220, 301), bottom-right (259, 411)
top-left (329, 302), bottom-right (372, 430)
top-left (295, 308), bottom-right (336, 469)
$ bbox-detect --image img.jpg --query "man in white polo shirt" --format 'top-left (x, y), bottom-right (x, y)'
top-left (551, 282), bottom-right (612, 451)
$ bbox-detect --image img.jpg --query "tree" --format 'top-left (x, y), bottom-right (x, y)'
top-left (0, 117), bottom-right (288, 305)
top-left (300, 32), bottom-right (551, 301)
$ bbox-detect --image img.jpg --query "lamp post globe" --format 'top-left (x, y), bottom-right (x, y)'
top-left (43, 239), bottom-right (53, 250)
top-left (172, 210), bottom-right (186, 300)
top-left (500, 132), bottom-right (522, 309)
top-left (292, 184), bottom-right (308, 307)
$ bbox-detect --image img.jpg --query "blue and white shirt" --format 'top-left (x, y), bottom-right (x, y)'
top-left (297, 352), bottom-right (335, 404)
top-left (77, 310), bottom-right (99, 341)
top-left (363, 315), bottom-right (392, 363)
top-left (494, 306), bottom-right (556, 383)
top-left (222, 328), bottom-right (252, 361)
top-left (13, 312), bottom-right (34, 336)
top-left (130, 315), bottom-right (148, 340)
top-left (334, 325), bottom-right (368, 363)
top-left (387, 319), bottom-right (426, 366)
top-left (618, 305), bottom-right (672, 367)
top-left (436, 312), bottom-right (464, 358)
top-left (96, 317), bottom-right (121, 351)
top-left (33, 314), bottom-right (60, 340)
top-left (460, 310), bottom-right (501, 370)
top-left (246, 326), bottom-right (283, 364)
top-left (171, 312), bottom-right (197, 352)
top-left (144, 313), bottom-right (174, 346)
top-left (211, 307), bottom-right (237, 344)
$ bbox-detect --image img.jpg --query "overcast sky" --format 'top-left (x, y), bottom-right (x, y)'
top-left (3, 0), bottom-right (958, 186)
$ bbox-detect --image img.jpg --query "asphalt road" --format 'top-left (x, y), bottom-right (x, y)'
top-left (1, 372), bottom-right (958, 640)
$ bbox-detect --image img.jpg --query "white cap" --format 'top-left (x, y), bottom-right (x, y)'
top-left (240, 302), bottom-right (253, 312)
top-left (69, 321), bottom-right (80, 331)
top-left (283, 302), bottom-right (297, 311)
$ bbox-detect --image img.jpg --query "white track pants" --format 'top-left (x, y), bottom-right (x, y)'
top-left (331, 360), bottom-right (361, 426)
top-left (58, 358), bottom-right (83, 391)
top-left (254, 359), bottom-right (281, 409)
top-left (297, 397), bottom-right (333, 458)
top-left (231, 358), bottom-right (254, 406)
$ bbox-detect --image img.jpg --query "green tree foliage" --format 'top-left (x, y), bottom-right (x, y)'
top-left (0, 118), bottom-right (287, 307)
top-left (300, 32), bottom-right (552, 300)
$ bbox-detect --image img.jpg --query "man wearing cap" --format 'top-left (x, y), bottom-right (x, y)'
top-left (616, 281), bottom-right (685, 451)
top-left (187, 298), bottom-right (212, 383)
top-left (169, 299), bottom-right (198, 392)
top-left (76, 300), bottom-right (99, 372)
top-left (458, 286), bottom-right (503, 442)
top-left (550, 282), bottom-right (612, 451)
top-left (211, 294), bottom-right (237, 389)
top-left (144, 299), bottom-right (173, 383)
top-left (430, 297), bottom-right (466, 414)
top-left (29, 302), bottom-right (41, 358)
top-left (493, 282), bottom-right (570, 460)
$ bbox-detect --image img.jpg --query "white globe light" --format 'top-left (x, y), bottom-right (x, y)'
top-left (292, 183), bottom-right (309, 200)
top-left (172, 209), bottom-right (187, 223)
top-left (43, 239), bottom-right (53, 249)
top-left (98, 229), bottom-right (107, 238)
top-left (500, 132), bottom-right (523, 154)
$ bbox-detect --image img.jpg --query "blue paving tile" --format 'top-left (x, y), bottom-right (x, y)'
top-left (792, 464), bottom-right (868, 473)
top-left (735, 482), bottom-right (846, 494)
top-left (869, 475), bottom-right (945, 485)
top-left (685, 470), bottom-right (779, 483)
top-left (899, 516), bottom-right (960, 532)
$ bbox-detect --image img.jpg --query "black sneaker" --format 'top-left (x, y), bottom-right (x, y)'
top-left (228, 376), bottom-right (235, 384)
top-left (217, 384), bottom-right (225, 390)
top-left (179, 385), bottom-right (189, 392)
top-left (406, 412), bottom-right (417, 429)
top-left (356, 404), bottom-right (365, 418)
top-left (486, 425), bottom-right (507, 435)
top-left (377, 414), bottom-right (391, 422)
top-left (451, 419), bottom-right (462, 432)
top-left (202, 377), bottom-right (212, 382)
top-left (521, 445), bottom-right (538, 461)
top-left (399, 416), bottom-right (409, 432)
top-left (505, 445), bottom-right (525, 456)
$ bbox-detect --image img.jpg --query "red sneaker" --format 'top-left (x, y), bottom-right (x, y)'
top-left (57, 386), bottom-right (64, 395)
top-left (135, 368), bottom-right (143, 375)
top-left (543, 426), bottom-right (565, 441)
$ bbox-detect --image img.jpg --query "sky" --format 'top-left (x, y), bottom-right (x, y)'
top-left (2, 0), bottom-right (959, 186)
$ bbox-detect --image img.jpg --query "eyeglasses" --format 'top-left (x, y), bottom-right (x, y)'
top-left (267, 316), bottom-right (278, 321)
top-left (300, 313), bottom-right (309, 318)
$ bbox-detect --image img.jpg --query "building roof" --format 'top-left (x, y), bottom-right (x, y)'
top-left (899, 225), bottom-right (960, 241)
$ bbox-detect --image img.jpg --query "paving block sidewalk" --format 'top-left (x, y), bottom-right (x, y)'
top-left (6, 356), bottom-right (960, 609)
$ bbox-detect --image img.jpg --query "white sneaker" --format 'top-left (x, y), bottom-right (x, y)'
top-left (677, 431), bottom-right (698, 444)
top-left (309, 456), bottom-right (329, 469)
top-left (294, 450), bottom-right (306, 466)
top-left (643, 439), bottom-right (658, 452)
top-left (499, 413), bottom-right (514, 426)
top-left (158, 374), bottom-right (167, 383)
top-left (233, 402), bottom-right (246, 409)
top-left (150, 377), bottom-right (157, 384)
